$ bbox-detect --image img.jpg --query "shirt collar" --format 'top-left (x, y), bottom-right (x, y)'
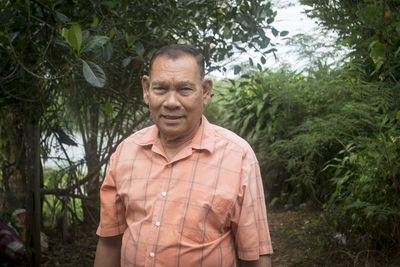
top-left (133, 115), bottom-right (215, 153)
top-left (191, 115), bottom-right (215, 153)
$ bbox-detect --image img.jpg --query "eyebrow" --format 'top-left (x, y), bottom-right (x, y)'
top-left (151, 81), bottom-right (196, 88)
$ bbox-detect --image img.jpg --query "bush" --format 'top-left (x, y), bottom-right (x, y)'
top-left (213, 64), bottom-right (400, 250)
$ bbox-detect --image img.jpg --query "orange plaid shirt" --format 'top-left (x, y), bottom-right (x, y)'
top-left (96, 116), bottom-right (273, 266)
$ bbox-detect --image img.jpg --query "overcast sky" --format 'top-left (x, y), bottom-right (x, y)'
top-left (210, 0), bottom-right (339, 79)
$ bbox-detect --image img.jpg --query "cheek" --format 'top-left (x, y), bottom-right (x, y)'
top-left (148, 97), bottom-right (162, 109)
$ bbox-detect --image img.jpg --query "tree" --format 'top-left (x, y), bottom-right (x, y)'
top-left (1, 0), bottom-right (282, 264)
top-left (300, 0), bottom-right (400, 82)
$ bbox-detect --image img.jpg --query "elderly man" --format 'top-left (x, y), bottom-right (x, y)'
top-left (94, 44), bottom-right (273, 267)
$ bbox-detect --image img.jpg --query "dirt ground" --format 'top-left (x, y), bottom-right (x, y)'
top-left (40, 208), bottom-right (399, 267)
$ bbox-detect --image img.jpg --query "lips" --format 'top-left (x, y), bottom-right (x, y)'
top-left (160, 114), bottom-right (184, 123)
top-left (161, 114), bottom-right (184, 119)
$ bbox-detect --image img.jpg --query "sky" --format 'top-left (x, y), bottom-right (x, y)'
top-left (210, 0), bottom-right (342, 79)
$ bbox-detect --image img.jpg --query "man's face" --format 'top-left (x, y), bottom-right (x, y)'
top-left (142, 54), bottom-right (212, 143)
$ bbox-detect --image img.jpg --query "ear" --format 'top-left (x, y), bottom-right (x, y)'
top-left (202, 78), bottom-right (213, 106)
top-left (142, 75), bottom-right (150, 105)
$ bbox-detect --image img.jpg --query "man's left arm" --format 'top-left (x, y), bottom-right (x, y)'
top-left (238, 255), bottom-right (272, 267)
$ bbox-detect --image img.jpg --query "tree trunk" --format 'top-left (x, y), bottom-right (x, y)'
top-left (24, 122), bottom-right (41, 267)
top-left (81, 106), bottom-right (100, 224)
top-left (0, 115), bottom-right (27, 212)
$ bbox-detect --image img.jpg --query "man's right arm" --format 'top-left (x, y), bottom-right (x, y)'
top-left (94, 235), bottom-right (123, 267)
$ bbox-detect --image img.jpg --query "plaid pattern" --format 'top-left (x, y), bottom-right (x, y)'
top-left (97, 116), bottom-right (273, 267)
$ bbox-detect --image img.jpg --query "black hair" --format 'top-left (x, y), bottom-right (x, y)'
top-left (149, 44), bottom-right (205, 78)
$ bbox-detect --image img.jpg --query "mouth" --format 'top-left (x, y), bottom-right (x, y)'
top-left (162, 114), bottom-right (183, 119)
top-left (161, 114), bottom-right (184, 123)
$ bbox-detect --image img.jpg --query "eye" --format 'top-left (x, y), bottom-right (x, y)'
top-left (153, 87), bottom-right (167, 93)
top-left (180, 87), bottom-right (193, 94)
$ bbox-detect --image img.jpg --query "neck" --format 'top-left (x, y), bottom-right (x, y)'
top-left (159, 120), bottom-right (201, 160)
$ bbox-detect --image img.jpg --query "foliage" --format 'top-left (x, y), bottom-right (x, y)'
top-left (213, 62), bottom-right (400, 250)
top-left (300, 0), bottom-right (400, 82)
top-left (42, 168), bottom-right (83, 228)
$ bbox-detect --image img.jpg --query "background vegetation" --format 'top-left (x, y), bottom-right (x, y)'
top-left (206, 0), bottom-right (400, 260)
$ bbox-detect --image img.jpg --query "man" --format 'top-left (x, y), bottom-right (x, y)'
top-left (94, 44), bottom-right (273, 267)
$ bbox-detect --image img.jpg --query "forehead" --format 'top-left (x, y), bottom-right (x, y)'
top-left (150, 54), bottom-right (201, 81)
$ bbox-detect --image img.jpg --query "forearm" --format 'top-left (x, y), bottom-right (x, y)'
top-left (94, 235), bottom-right (123, 267)
top-left (238, 255), bottom-right (272, 267)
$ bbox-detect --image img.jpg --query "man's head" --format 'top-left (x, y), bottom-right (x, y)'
top-left (142, 44), bottom-right (212, 144)
top-left (149, 44), bottom-right (205, 78)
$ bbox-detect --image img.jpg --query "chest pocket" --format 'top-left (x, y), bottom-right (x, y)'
top-left (180, 186), bottom-right (235, 243)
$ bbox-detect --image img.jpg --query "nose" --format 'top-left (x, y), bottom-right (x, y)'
top-left (164, 91), bottom-right (180, 109)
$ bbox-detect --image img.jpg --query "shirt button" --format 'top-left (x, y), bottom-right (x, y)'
top-left (161, 192), bottom-right (167, 197)
top-left (155, 221), bottom-right (161, 227)
top-left (167, 163), bottom-right (173, 168)
top-left (150, 252), bottom-right (155, 257)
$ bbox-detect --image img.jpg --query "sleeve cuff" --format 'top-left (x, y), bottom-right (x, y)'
top-left (96, 223), bottom-right (127, 237)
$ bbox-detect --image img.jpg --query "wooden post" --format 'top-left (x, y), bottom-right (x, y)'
top-left (25, 122), bottom-right (41, 266)
top-left (33, 124), bottom-right (41, 267)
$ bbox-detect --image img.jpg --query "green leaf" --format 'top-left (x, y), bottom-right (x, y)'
top-left (103, 42), bottom-right (113, 62)
top-left (369, 42), bottom-right (386, 64)
top-left (261, 56), bottom-right (266, 64)
top-left (83, 36), bottom-right (109, 53)
top-left (280, 30), bottom-right (289, 37)
top-left (8, 32), bottom-right (18, 43)
top-left (395, 46), bottom-right (400, 57)
top-left (265, 48), bottom-right (277, 54)
top-left (267, 17), bottom-right (274, 24)
top-left (67, 24), bottom-right (82, 53)
top-left (394, 21), bottom-right (400, 33)
top-left (92, 17), bottom-right (99, 27)
top-left (109, 27), bottom-right (116, 39)
top-left (54, 11), bottom-right (70, 22)
top-left (345, 201), bottom-right (369, 210)
top-left (271, 27), bottom-right (278, 37)
top-left (105, 102), bottom-right (114, 115)
top-left (135, 42), bottom-right (145, 58)
top-left (223, 25), bottom-right (231, 38)
top-left (240, 113), bottom-right (254, 136)
top-left (256, 102), bottom-right (264, 117)
top-left (234, 65), bottom-right (241, 75)
top-left (249, 57), bottom-right (254, 66)
top-left (396, 111), bottom-right (400, 120)
top-left (260, 37), bottom-right (270, 49)
top-left (82, 60), bottom-right (106, 88)
top-left (61, 28), bottom-right (68, 40)
top-left (122, 56), bottom-right (132, 68)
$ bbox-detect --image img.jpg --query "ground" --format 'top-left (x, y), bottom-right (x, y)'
top-left (41, 208), bottom-right (399, 267)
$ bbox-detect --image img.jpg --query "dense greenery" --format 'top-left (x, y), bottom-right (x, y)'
top-left (208, 0), bottom-right (400, 255)
top-left (211, 64), bottom-right (400, 251)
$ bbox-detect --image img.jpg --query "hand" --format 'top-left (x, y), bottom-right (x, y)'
top-left (94, 235), bottom-right (123, 267)
top-left (238, 255), bottom-right (272, 267)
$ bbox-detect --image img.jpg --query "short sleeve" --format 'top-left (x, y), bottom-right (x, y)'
top-left (96, 147), bottom-right (127, 237)
top-left (231, 157), bottom-right (273, 261)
